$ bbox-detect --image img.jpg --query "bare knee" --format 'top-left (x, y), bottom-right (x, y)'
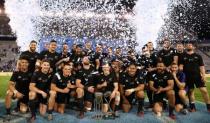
top-left (20, 104), bottom-right (27, 113)
top-left (136, 91), bottom-right (144, 98)
top-left (178, 90), bottom-right (186, 98)
top-left (49, 90), bottom-right (57, 98)
top-left (29, 91), bottom-right (36, 100)
top-left (153, 102), bottom-right (163, 113)
top-left (76, 88), bottom-right (84, 97)
top-left (122, 103), bottom-right (131, 113)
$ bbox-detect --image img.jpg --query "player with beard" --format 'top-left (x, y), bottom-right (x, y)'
top-left (179, 42), bottom-right (210, 112)
top-left (37, 40), bottom-right (61, 73)
top-left (70, 44), bottom-right (85, 71)
top-left (158, 39), bottom-right (178, 68)
top-left (149, 61), bottom-right (176, 119)
top-left (47, 63), bottom-right (76, 120)
top-left (5, 57), bottom-right (32, 115)
top-left (75, 56), bottom-right (96, 118)
top-left (18, 40), bottom-right (39, 73)
top-left (119, 63), bottom-right (145, 117)
top-left (14, 40), bottom-right (39, 113)
top-left (96, 62), bottom-right (120, 117)
top-left (28, 60), bottom-right (52, 121)
top-left (170, 62), bottom-right (188, 114)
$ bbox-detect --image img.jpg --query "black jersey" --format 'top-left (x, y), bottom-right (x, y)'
top-left (150, 49), bottom-right (158, 67)
top-left (89, 52), bottom-right (107, 67)
top-left (52, 72), bottom-right (76, 89)
top-left (177, 52), bottom-right (185, 65)
top-left (76, 66), bottom-right (95, 86)
top-left (120, 71), bottom-right (145, 90)
top-left (158, 48), bottom-right (177, 67)
top-left (140, 55), bottom-right (154, 69)
top-left (20, 51), bottom-right (39, 72)
top-left (149, 71), bottom-right (173, 88)
top-left (38, 50), bottom-right (61, 72)
top-left (180, 53), bottom-right (204, 76)
top-left (96, 72), bottom-right (118, 92)
top-left (59, 52), bottom-right (71, 59)
top-left (10, 71), bottom-right (32, 94)
top-left (70, 54), bottom-right (84, 68)
top-left (31, 71), bottom-right (52, 92)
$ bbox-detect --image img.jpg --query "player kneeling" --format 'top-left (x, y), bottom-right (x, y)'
top-left (170, 63), bottom-right (188, 114)
top-left (96, 62), bottom-right (120, 117)
top-left (5, 57), bottom-right (32, 115)
top-left (149, 61), bottom-right (176, 120)
top-left (28, 60), bottom-right (52, 121)
top-left (48, 63), bottom-right (76, 120)
top-left (119, 62), bottom-right (145, 117)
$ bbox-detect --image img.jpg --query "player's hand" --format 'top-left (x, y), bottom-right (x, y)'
top-left (41, 91), bottom-right (47, 98)
top-left (172, 72), bottom-right (176, 78)
top-left (156, 87), bottom-right (163, 94)
top-left (68, 83), bottom-right (76, 89)
top-left (166, 67), bottom-right (171, 72)
top-left (87, 86), bottom-right (95, 93)
top-left (63, 57), bottom-right (70, 62)
top-left (125, 89), bottom-right (134, 96)
top-left (63, 87), bottom-right (70, 93)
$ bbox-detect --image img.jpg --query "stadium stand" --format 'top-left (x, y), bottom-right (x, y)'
top-left (0, 41), bottom-right (19, 72)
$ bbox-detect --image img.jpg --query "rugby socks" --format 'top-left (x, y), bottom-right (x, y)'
top-left (169, 105), bottom-right (175, 115)
top-left (48, 109), bottom-right (53, 114)
top-left (206, 104), bottom-right (210, 110)
top-left (6, 108), bottom-right (11, 115)
top-left (138, 98), bottom-right (144, 112)
top-left (189, 102), bottom-right (196, 110)
top-left (183, 103), bottom-right (188, 109)
top-left (77, 97), bottom-right (84, 111)
top-left (29, 99), bottom-right (37, 117)
top-left (115, 105), bottom-right (120, 111)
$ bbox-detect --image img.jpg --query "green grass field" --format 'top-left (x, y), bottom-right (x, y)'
top-left (0, 76), bottom-right (210, 102)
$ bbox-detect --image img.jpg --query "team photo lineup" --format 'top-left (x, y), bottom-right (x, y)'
top-left (4, 39), bottom-right (210, 122)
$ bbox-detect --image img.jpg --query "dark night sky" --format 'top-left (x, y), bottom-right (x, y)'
top-left (0, 0), bottom-right (210, 39)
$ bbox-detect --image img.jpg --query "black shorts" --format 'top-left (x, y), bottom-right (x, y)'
top-left (19, 94), bottom-right (29, 105)
top-left (84, 90), bottom-right (94, 102)
top-left (124, 93), bottom-right (135, 104)
top-left (56, 92), bottom-right (68, 104)
top-left (37, 92), bottom-right (48, 105)
top-left (153, 92), bottom-right (166, 103)
top-left (175, 92), bottom-right (183, 105)
top-left (14, 90), bottom-right (29, 105)
top-left (186, 76), bottom-right (206, 89)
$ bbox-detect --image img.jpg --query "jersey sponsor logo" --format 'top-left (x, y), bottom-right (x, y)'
top-left (22, 78), bottom-right (28, 81)
top-left (163, 76), bottom-right (168, 79)
top-left (18, 76), bottom-right (22, 79)
top-left (38, 77), bottom-right (42, 81)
